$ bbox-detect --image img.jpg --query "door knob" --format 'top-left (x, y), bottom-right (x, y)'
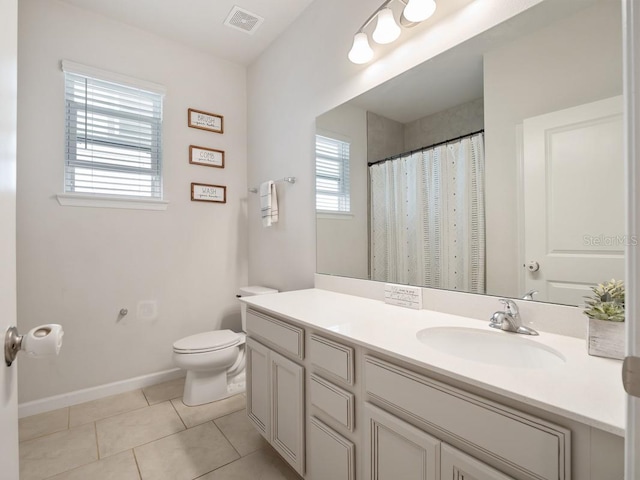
top-left (526, 261), bottom-right (540, 272)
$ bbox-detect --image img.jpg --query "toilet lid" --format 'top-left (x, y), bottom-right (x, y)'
top-left (173, 330), bottom-right (241, 353)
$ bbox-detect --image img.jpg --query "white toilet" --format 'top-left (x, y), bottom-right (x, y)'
top-left (173, 286), bottom-right (278, 406)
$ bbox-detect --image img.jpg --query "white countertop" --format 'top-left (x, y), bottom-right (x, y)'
top-left (241, 288), bottom-right (625, 437)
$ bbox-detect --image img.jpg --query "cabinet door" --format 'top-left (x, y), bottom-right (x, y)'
top-left (441, 444), bottom-right (513, 480)
top-left (364, 403), bottom-right (440, 480)
top-left (308, 416), bottom-right (355, 480)
top-left (271, 349), bottom-right (305, 476)
top-left (246, 337), bottom-right (270, 440)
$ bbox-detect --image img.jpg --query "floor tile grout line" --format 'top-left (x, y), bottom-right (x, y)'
top-left (170, 398), bottom-right (189, 430)
top-left (94, 420), bottom-right (100, 460)
top-left (18, 425), bottom-right (69, 445)
top-left (75, 404), bottom-right (151, 432)
top-left (101, 420), bottom-right (188, 459)
top-left (210, 419), bottom-right (243, 459)
top-left (69, 390), bottom-right (149, 428)
top-left (38, 450), bottom-right (141, 480)
top-left (190, 446), bottom-right (244, 480)
top-left (171, 401), bottom-right (246, 430)
top-left (142, 389), bottom-right (151, 406)
top-left (17, 407), bottom-right (72, 444)
top-left (132, 448), bottom-right (144, 480)
top-left (18, 414), bottom-right (96, 446)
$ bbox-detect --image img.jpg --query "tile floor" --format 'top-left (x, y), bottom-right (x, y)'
top-left (18, 378), bottom-right (302, 480)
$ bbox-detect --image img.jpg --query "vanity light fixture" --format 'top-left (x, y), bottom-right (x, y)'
top-left (402, 0), bottom-right (437, 23)
top-left (372, 8), bottom-right (402, 44)
top-left (348, 32), bottom-right (374, 64)
top-left (348, 0), bottom-right (437, 64)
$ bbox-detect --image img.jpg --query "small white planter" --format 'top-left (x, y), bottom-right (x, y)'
top-left (587, 317), bottom-right (625, 360)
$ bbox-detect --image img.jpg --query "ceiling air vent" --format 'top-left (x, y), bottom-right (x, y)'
top-left (224, 6), bottom-right (264, 35)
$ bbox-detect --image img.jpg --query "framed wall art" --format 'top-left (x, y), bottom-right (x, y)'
top-left (191, 183), bottom-right (226, 203)
top-left (189, 145), bottom-right (225, 168)
top-left (188, 108), bottom-right (224, 134)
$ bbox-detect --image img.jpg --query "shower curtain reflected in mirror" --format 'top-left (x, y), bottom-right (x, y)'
top-left (369, 132), bottom-right (486, 293)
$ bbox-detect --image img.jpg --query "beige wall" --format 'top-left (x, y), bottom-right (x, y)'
top-left (316, 104), bottom-right (368, 279)
top-left (17, 0), bottom-right (248, 402)
top-left (404, 98), bottom-right (484, 151)
top-left (366, 112), bottom-right (404, 163)
top-left (483, 0), bottom-right (622, 297)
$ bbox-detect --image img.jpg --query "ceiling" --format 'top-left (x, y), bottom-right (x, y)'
top-left (59, 0), bottom-right (315, 66)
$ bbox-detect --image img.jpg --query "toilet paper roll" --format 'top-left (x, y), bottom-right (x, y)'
top-left (22, 324), bottom-right (64, 357)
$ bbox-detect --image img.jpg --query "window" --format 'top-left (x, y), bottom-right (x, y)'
top-left (315, 134), bottom-right (351, 213)
top-left (63, 63), bottom-right (164, 199)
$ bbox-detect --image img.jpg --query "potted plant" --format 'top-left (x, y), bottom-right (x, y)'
top-left (584, 279), bottom-right (625, 360)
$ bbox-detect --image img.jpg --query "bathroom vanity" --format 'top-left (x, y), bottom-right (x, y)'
top-left (241, 289), bottom-right (624, 480)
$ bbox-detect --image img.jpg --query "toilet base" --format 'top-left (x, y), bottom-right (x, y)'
top-left (228, 371), bottom-right (246, 396)
top-left (183, 369), bottom-right (231, 406)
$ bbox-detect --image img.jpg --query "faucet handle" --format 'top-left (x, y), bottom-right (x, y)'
top-left (498, 298), bottom-right (519, 316)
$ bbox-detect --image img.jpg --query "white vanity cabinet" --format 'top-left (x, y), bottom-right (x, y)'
top-left (245, 310), bottom-right (305, 476)
top-left (243, 299), bottom-right (624, 480)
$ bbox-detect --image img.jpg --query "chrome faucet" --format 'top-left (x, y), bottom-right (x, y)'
top-left (489, 299), bottom-right (539, 335)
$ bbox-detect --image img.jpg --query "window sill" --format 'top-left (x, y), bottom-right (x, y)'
top-left (56, 193), bottom-right (169, 211)
top-left (316, 211), bottom-right (354, 220)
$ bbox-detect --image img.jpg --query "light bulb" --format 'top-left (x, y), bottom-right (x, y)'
top-left (402, 0), bottom-right (436, 23)
top-left (348, 32), bottom-right (374, 64)
top-left (372, 8), bottom-right (401, 45)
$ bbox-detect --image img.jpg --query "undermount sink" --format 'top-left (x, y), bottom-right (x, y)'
top-left (416, 327), bottom-right (566, 369)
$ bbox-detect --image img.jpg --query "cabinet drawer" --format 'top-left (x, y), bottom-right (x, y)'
top-left (309, 417), bottom-right (355, 480)
top-left (309, 334), bottom-right (354, 385)
top-left (247, 309), bottom-right (304, 360)
top-left (310, 374), bottom-right (355, 431)
top-left (364, 356), bottom-right (570, 480)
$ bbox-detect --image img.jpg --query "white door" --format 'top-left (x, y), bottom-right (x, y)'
top-left (0, 0), bottom-right (19, 477)
top-left (624, 1), bottom-right (640, 478)
top-left (523, 96), bottom-right (625, 305)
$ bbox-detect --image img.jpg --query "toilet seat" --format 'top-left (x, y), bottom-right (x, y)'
top-left (173, 330), bottom-right (241, 354)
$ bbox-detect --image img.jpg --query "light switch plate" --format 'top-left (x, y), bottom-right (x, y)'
top-left (384, 284), bottom-right (422, 309)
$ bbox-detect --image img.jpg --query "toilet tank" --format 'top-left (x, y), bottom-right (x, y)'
top-left (238, 286), bottom-right (278, 331)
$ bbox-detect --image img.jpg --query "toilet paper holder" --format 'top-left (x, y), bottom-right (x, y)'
top-left (4, 324), bottom-right (64, 367)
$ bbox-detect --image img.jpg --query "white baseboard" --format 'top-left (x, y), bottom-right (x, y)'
top-left (18, 368), bottom-right (186, 418)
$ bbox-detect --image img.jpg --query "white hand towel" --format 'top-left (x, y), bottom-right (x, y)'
top-left (260, 180), bottom-right (278, 227)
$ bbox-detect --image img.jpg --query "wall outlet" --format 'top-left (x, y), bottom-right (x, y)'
top-left (137, 300), bottom-right (158, 321)
top-left (384, 284), bottom-right (423, 310)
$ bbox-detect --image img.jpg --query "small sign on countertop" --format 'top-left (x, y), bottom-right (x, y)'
top-left (384, 284), bottom-right (422, 309)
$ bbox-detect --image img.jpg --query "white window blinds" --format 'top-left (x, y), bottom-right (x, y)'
top-left (64, 66), bottom-right (163, 198)
top-left (316, 134), bottom-right (351, 212)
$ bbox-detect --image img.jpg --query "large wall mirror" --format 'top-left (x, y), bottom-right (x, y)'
top-left (316, 0), bottom-right (624, 307)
